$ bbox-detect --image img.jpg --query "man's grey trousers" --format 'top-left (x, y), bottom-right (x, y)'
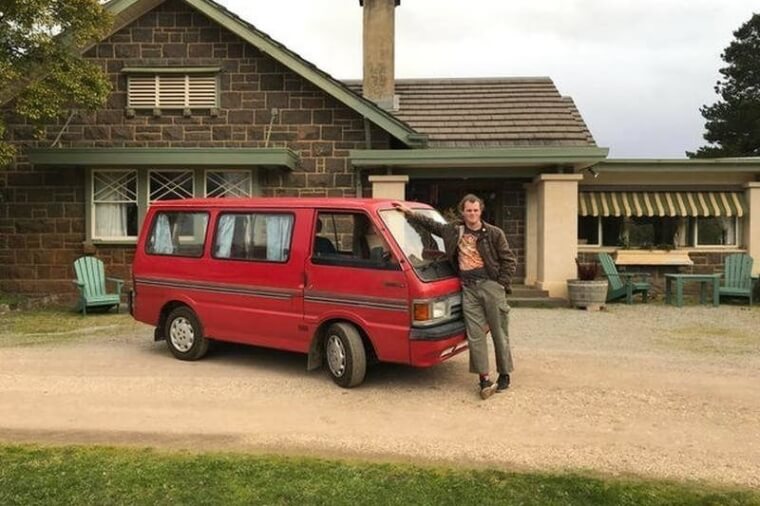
top-left (462, 279), bottom-right (514, 375)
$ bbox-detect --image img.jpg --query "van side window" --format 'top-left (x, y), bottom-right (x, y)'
top-left (147, 212), bottom-right (209, 257)
top-left (214, 213), bottom-right (293, 262)
top-left (313, 212), bottom-right (397, 270)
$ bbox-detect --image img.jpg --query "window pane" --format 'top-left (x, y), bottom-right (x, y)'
top-left (601, 217), bottom-right (623, 247)
top-left (93, 170), bottom-right (138, 238)
top-left (213, 213), bottom-right (293, 262)
top-left (578, 216), bottom-right (599, 245)
top-left (206, 171), bottom-right (252, 198)
top-left (697, 217), bottom-right (737, 246)
top-left (317, 212), bottom-right (398, 270)
top-left (626, 218), bottom-right (655, 247)
top-left (147, 212), bottom-right (209, 257)
top-left (150, 171), bottom-right (194, 201)
top-left (620, 217), bottom-right (683, 248)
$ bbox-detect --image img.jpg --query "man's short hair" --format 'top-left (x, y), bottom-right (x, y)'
top-left (458, 193), bottom-right (485, 213)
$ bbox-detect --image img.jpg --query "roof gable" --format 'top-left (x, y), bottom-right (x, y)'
top-left (100, 0), bottom-right (426, 148)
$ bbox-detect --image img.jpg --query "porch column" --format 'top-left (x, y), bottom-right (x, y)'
top-left (534, 174), bottom-right (583, 298)
top-left (523, 182), bottom-right (538, 286)
top-left (369, 174), bottom-right (409, 199)
top-left (744, 182), bottom-right (760, 276)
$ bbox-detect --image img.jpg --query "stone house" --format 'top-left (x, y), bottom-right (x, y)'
top-left (1, 0), bottom-right (759, 302)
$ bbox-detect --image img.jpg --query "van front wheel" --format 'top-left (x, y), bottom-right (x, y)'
top-left (165, 307), bottom-right (209, 361)
top-left (325, 323), bottom-right (366, 388)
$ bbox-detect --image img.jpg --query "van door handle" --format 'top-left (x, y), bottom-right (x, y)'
top-left (384, 281), bottom-right (405, 288)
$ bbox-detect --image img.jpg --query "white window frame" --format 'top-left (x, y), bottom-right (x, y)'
top-left (148, 169), bottom-right (195, 203)
top-left (576, 215), bottom-right (744, 250)
top-left (204, 169), bottom-right (253, 198)
top-left (91, 169), bottom-right (138, 241)
top-left (692, 216), bottom-right (741, 248)
top-left (87, 168), bottom-right (257, 244)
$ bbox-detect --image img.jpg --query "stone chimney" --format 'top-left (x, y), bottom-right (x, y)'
top-left (359, 0), bottom-right (399, 110)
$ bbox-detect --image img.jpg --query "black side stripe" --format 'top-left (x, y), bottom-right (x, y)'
top-left (134, 277), bottom-right (409, 312)
top-left (304, 294), bottom-right (407, 312)
top-left (135, 277), bottom-right (295, 300)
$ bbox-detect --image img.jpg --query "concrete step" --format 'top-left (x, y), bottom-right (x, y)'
top-left (505, 284), bottom-right (566, 308)
top-left (510, 285), bottom-right (549, 298)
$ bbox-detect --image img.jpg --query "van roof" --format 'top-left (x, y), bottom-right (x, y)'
top-left (146, 197), bottom-right (433, 212)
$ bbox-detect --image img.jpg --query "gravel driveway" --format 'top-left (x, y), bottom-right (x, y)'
top-left (1, 304), bottom-right (759, 488)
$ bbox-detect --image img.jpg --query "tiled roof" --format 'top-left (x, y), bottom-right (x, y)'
top-left (345, 77), bottom-right (596, 148)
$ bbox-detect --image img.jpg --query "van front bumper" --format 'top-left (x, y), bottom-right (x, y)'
top-left (409, 319), bottom-right (467, 367)
top-left (409, 319), bottom-right (465, 340)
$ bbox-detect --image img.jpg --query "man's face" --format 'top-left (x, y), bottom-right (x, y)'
top-left (462, 200), bottom-right (482, 227)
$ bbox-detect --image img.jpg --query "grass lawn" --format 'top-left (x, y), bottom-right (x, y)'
top-left (0, 445), bottom-right (758, 506)
top-left (0, 310), bottom-right (143, 347)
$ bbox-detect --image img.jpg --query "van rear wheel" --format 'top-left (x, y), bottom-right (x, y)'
top-left (165, 307), bottom-right (209, 361)
top-left (325, 322), bottom-right (366, 388)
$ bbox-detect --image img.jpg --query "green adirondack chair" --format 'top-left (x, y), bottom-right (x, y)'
top-left (72, 256), bottom-right (124, 315)
top-left (597, 252), bottom-right (650, 304)
top-left (719, 253), bottom-right (754, 305)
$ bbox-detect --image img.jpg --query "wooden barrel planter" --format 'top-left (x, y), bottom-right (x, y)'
top-left (567, 279), bottom-right (609, 311)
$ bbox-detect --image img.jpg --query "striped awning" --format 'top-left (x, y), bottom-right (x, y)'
top-left (578, 191), bottom-right (747, 217)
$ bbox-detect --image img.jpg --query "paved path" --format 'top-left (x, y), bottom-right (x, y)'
top-left (1, 305), bottom-right (759, 488)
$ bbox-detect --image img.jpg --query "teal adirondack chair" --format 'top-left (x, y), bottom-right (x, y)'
top-left (719, 253), bottom-right (754, 305)
top-left (72, 256), bottom-right (124, 315)
top-left (598, 252), bottom-right (650, 304)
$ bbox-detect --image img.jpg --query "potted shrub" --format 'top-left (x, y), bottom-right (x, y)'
top-left (567, 259), bottom-right (609, 311)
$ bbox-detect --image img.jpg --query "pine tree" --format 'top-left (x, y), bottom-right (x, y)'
top-left (688, 13), bottom-right (760, 158)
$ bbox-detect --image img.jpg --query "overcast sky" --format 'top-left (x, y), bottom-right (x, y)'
top-left (216, 0), bottom-right (757, 158)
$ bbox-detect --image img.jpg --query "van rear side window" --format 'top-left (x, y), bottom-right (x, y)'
top-left (213, 213), bottom-right (294, 262)
top-left (147, 212), bottom-right (209, 257)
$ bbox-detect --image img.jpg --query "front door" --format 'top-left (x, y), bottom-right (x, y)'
top-left (407, 179), bottom-right (503, 225)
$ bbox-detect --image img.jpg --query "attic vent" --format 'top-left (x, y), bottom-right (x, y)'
top-left (127, 74), bottom-right (218, 109)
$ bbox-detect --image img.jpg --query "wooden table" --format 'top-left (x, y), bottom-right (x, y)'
top-left (664, 273), bottom-right (721, 307)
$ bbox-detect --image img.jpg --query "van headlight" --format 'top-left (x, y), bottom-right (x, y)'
top-left (412, 295), bottom-right (460, 326)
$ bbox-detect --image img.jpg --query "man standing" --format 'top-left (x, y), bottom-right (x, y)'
top-left (393, 195), bottom-right (517, 400)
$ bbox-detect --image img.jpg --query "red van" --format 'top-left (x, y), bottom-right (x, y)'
top-left (131, 198), bottom-right (466, 387)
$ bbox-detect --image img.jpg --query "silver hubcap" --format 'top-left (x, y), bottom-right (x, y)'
top-left (326, 334), bottom-right (346, 377)
top-left (169, 317), bottom-right (195, 353)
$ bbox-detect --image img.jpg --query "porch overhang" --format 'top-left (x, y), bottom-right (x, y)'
top-left (349, 147), bottom-right (609, 177)
top-left (593, 158), bottom-right (760, 173)
top-left (27, 147), bottom-right (299, 170)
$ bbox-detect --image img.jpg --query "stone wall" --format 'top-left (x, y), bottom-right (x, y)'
top-left (0, 0), bottom-right (391, 299)
top-left (499, 183), bottom-right (526, 282)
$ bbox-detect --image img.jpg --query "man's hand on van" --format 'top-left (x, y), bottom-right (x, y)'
top-left (392, 201), bottom-right (412, 215)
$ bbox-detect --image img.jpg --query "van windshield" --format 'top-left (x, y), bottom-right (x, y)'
top-left (379, 208), bottom-right (456, 281)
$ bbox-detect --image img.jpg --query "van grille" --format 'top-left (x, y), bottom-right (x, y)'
top-left (449, 293), bottom-right (463, 320)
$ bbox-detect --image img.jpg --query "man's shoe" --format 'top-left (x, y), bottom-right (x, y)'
top-left (496, 374), bottom-right (510, 392)
top-left (479, 379), bottom-right (497, 400)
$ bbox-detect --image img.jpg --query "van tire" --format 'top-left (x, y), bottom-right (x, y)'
top-left (164, 307), bottom-right (209, 361)
top-left (324, 322), bottom-right (366, 388)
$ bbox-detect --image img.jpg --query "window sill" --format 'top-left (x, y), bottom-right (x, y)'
top-left (578, 245), bottom-right (616, 253)
top-left (614, 249), bottom-right (693, 266)
top-left (86, 239), bottom-right (138, 246)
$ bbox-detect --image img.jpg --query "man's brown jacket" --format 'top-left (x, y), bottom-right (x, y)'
top-left (407, 213), bottom-right (517, 292)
